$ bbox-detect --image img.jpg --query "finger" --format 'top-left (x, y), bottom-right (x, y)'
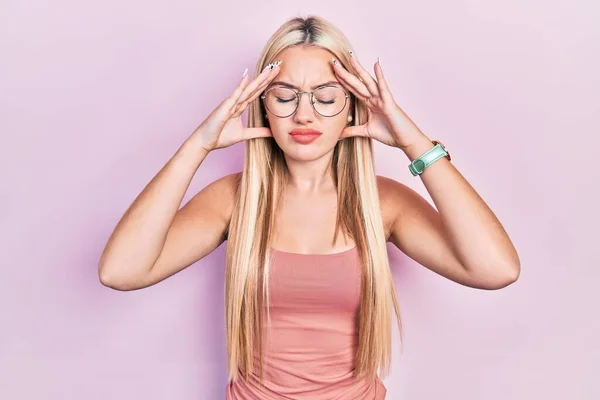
top-left (373, 60), bottom-right (394, 103)
top-left (240, 70), bottom-right (278, 106)
top-left (237, 61), bottom-right (281, 105)
top-left (242, 127), bottom-right (272, 140)
top-left (332, 59), bottom-right (372, 100)
top-left (231, 72), bottom-right (279, 117)
top-left (230, 64), bottom-right (281, 118)
top-left (221, 69), bottom-right (252, 111)
top-left (348, 56), bottom-right (380, 98)
top-left (340, 124), bottom-right (369, 139)
top-left (334, 71), bottom-right (369, 103)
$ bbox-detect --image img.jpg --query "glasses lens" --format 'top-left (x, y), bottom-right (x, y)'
top-left (263, 86), bottom-right (348, 117)
top-left (264, 87), bottom-right (297, 117)
top-left (313, 86), bottom-right (347, 117)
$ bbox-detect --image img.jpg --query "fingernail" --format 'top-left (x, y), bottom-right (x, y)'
top-left (349, 50), bottom-right (355, 58)
top-left (378, 56), bottom-right (382, 67)
top-left (242, 67), bottom-right (248, 78)
top-left (265, 60), bottom-right (282, 71)
top-left (332, 58), bottom-right (338, 66)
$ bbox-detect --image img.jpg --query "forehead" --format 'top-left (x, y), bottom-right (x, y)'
top-left (274, 46), bottom-right (337, 88)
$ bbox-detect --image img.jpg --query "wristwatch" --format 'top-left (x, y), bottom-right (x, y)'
top-left (408, 140), bottom-right (451, 176)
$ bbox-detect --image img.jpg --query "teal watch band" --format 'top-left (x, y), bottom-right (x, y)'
top-left (408, 141), bottom-right (450, 176)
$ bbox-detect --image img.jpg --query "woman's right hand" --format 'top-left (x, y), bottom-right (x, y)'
top-left (195, 60), bottom-right (282, 152)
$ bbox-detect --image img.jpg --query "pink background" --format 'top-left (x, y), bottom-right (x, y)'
top-left (2, 0), bottom-right (598, 399)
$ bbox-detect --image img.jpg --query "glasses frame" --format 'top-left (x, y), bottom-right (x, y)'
top-left (260, 85), bottom-right (351, 118)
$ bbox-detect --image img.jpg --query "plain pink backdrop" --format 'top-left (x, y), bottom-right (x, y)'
top-left (1, 0), bottom-right (598, 399)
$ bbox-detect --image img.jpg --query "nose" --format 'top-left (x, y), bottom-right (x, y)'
top-left (293, 92), bottom-right (315, 124)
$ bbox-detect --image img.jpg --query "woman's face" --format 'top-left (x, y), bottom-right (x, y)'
top-left (262, 46), bottom-right (352, 161)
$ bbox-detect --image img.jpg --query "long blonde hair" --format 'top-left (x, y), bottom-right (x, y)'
top-left (225, 15), bottom-right (403, 384)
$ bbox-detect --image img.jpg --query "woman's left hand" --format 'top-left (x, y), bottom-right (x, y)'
top-left (332, 55), bottom-right (427, 150)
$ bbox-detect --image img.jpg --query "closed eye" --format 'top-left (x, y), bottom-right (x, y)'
top-left (316, 98), bottom-right (336, 104)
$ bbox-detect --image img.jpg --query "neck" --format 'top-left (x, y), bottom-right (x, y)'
top-left (284, 150), bottom-right (336, 193)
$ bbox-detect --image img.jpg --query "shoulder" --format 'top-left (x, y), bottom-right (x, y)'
top-left (205, 170), bottom-right (242, 207)
top-left (195, 171), bottom-right (241, 199)
top-left (207, 171), bottom-right (242, 196)
top-left (376, 174), bottom-right (427, 240)
top-left (376, 174), bottom-right (416, 201)
top-left (187, 171), bottom-right (242, 220)
top-left (185, 171), bottom-right (242, 241)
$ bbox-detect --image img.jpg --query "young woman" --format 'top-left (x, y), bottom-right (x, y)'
top-left (98, 15), bottom-right (520, 400)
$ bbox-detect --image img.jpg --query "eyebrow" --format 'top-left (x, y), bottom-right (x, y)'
top-left (268, 80), bottom-right (342, 90)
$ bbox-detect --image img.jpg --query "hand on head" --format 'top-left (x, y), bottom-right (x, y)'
top-left (194, 61), bottom-right (282, 153)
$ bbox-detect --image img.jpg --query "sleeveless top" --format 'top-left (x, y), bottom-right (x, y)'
top-left (225, 246), bottom-right (387, 399)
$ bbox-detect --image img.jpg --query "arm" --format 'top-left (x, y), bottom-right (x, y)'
top-left (380, 138), bottom-right (520, 290)
top-left (97, 63), bottom-right (281, 291)
top-left (98, 134), bottom-right (239, 291)
top-left (331, 54), bottom-right (519, 289)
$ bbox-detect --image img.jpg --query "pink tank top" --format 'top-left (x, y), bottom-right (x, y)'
top-left (225, 246), bottom-right (387, 399)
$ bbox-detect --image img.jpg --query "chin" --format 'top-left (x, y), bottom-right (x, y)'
top-left (282, 143), bottom-right (337, 162)
top-left (272, 130), bottom-right (341, 160)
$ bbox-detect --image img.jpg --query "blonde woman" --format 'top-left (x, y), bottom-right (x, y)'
top-left (98, 15), bottom-right (520, 399)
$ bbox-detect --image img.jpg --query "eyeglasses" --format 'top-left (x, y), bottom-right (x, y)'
top-left (261, 85), bottom-right (350, 118)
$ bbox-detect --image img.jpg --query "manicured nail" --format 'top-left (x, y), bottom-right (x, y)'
top-left (332, 58), bottom-right (338, 66)
top-left (265, 60), bottom-right (282, 71)
top-left (378, 56), bottom-right (382, 68)
top-left (349, 50), bottom-right (355, 58)
top-left (242, 67), bottom-right (248, 78)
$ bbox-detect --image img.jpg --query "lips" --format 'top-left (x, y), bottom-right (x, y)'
top-left (289, 129), bottom-right (322, 144)
top-left (289, 129), bottom-right (322, 136)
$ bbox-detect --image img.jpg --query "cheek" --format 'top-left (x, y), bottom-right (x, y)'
top-left (325, 117), bottom-right (348, 138)
top-left (268, 119), bottom-right (290, 140)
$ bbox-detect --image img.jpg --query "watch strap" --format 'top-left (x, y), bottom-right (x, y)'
top-left (408, 142), bottom-right (449, 176)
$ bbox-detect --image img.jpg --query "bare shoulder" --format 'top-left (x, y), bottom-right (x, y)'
top-left (120, 171), bottom-right (243, 290)
top-left (198, 171), bottom-right (242, 202)
top-left (376, 174), bottom-right (415, 200)
top-left (376, 174), bottom-right (429, 241)
top-left (183, 171), bottom-right (242, 226)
